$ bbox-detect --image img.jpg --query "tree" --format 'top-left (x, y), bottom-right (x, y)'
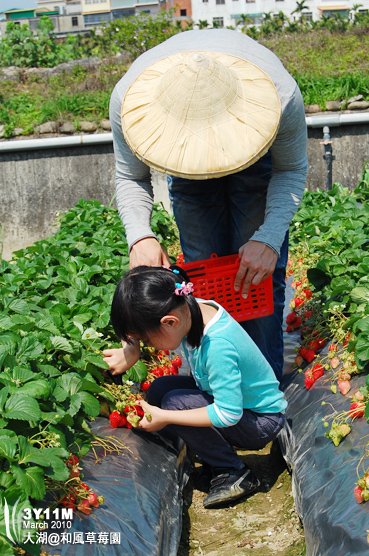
top-left (292, 0), bottom-right (309, 20)
top-left (197, 19), bottom-right (209, 29)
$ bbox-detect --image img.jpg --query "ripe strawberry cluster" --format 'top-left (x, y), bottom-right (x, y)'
top-left (140, 352), bottom-right (182, 392)
top-left (59, 454), bottom-right (104, 514)
top-left (108, 351), bottom-right (183, 429)
top-left (176, 252), bottom-right (185, 265)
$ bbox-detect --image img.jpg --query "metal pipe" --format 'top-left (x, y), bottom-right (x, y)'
top-left (0, 111), bottom-right (369, 153)
top-left (321, 125), bottom-right (334, 190)
top-left (305, 112), bottom-right (369, 128)
top-left (0, 133), bottom-right (113, 152)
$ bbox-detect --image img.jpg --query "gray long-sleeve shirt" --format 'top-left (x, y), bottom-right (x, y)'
top-left (110, 29), bottom-right (308, 255)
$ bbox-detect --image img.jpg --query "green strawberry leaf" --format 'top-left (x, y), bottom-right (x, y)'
top-left (50, 336), bottom-right (74, 353)
top-left (0, 437), bottom-right (17, 461)
top-left (126, 360), bottom-right (148, 383)
top-left (4, 395), bottom-right (41, 421)
top-left (79, 391), bottom-right (100, 417)
top-left (17, 379), bottom-right (50, 399)
top-left (11, 466), bottom-right (45, 500)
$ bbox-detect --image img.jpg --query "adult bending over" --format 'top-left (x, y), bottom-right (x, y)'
top-left (109, 29), bottom-right (308, 381)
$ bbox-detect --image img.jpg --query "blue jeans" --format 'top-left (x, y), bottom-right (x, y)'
top-left (148, 376), bottom-right (286, 470)
top-left (167, 152), bottom-right (288, 381)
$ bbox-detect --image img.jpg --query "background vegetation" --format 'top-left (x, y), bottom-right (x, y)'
top-left (0, 11), bottom-right (369, 137)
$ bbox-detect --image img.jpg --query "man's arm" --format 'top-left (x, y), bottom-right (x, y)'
top-left (250, 85), bottom-right (308, 254)
top-left (110, 86), bottom-right (170, 267)
top-left (234, 85), bottom-right (308, 295)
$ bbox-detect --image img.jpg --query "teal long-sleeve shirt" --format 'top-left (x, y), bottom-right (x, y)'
top-left (109, 28), bottom-right (308, 256)
top-left (181, 299), bottom-right (287, 428)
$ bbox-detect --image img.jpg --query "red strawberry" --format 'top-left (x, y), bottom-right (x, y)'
top-left (134, 405), bottom-right (144, 417)
top-left (316, 337), bottom-right (327, 350)
top-left (60, 494), bottom-right (76, 509)
top-left (354, 485), bottom-right (364, 504)
top-left (87, 492), bottom-right (100, 508)
top-left (303, 288), bottom-right (312, 299)
top-left (304, 370), bottom-right (315, 390)
top-left (307, 339), bottom-right (320, 352)
top-left (302, 310), bottom-right (313, 320)
top-left (343, 333), bottom-right (351, 347)
top-left (109, 411), bottom-right (127, 428)
top-left (299, 347), bottom-right (316, 363)
top-left (140, 380), bottom-right (152, 392)
top-left (349, 402), bottom-right (365, 419)
top-left (328, 343), bottom-right (337, 352)
top-left (286, 311), bottom-right (298, 325)
top-left (176, 253), bottom-right (185, 265)
top-left (294, 316), bottom-right (302, 328)
top-left (66, 454), bottom-right (79, 467)
top-left (312, 363), bottom-right (324, 380)
top-left (151, 367), bottom-right (164, 377)
top-left (77, 499), bottom-right (92, 515)
top-left (338, 380), bottom-right (351, 396)
top-left (171, 355), bottom-right (182, 369)
top-left (293, 297), bottom-right (305, 309)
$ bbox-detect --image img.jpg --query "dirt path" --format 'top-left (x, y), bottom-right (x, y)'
top-left (178, 441), bottom-right (305, 556)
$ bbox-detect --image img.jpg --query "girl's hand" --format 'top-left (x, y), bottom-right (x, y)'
top-left (102, 342), bottom-right (140, 376)
top-left (138, 400), bottom-right (169, 432)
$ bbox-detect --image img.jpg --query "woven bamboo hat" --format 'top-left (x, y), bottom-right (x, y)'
top-left (121, 51), bottom-right (281, 179)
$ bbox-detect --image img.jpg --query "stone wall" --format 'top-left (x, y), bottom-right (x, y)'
top-left (1, 124), bottom-right (368, 260)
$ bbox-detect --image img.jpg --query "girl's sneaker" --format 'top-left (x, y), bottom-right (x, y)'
top-left (203, 466), bottom-right (260, 509)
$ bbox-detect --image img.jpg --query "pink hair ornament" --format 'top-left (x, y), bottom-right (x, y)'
top-left (174, 281), bottom-right (194, 296)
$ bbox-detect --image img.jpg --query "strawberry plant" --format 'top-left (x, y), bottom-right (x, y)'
top-left (103, 348), bottom-right (182, 430)
top-left (287, 167), bottom-right (369, 519)
top-left (289, 170), bottom-right (369, 372)
top-left (0, 199), bottom-right (178, 554)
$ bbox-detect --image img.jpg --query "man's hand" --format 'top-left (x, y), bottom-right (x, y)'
top-left (102, 342), bottom-right (140, 376)
top-left (234, 240), bottom-right (278, 298)
top-left (137, 400), bottom-right (169, 432)
top-left (130, 237), bottom-right (171, 269)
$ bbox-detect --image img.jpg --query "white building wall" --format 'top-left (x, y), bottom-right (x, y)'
top-left (191, 0), bottom-right (369, 28)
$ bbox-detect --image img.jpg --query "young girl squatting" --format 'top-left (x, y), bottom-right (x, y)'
top-left (103, 266), bottom-right (287, 509)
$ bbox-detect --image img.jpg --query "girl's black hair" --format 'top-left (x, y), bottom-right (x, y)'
top-left (111, 265), bottom-right (204, 348)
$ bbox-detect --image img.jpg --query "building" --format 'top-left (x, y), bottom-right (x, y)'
top-left (0, 3), bottom-right (87, 37)
top-left (2, 0), bottom-right (367, 41)
top-left (161, 0), bottom-right (192, 21)
top-left (190, 0), bottom-right (369, 29)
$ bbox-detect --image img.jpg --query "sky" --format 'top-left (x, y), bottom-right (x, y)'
top-left (1, 0), bottom-right (37, 12)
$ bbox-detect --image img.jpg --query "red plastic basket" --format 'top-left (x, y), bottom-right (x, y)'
top-left (181, 254), bottom-right (274, 322)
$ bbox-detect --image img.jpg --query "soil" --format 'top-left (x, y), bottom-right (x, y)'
top-left (178, 441), bottom-right (305, 556)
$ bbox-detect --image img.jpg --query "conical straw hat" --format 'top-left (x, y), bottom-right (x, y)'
top-left (121, 51), bottom-right (281, 179)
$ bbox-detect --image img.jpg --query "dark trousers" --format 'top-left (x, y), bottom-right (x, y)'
top-left (148, 376), bottom-right (285, 470)
top-left (167, 152), bottom-right (288, 381)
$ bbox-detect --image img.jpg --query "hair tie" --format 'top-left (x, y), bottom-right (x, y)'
top-left (174, 281), bottom-right (194, 296)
